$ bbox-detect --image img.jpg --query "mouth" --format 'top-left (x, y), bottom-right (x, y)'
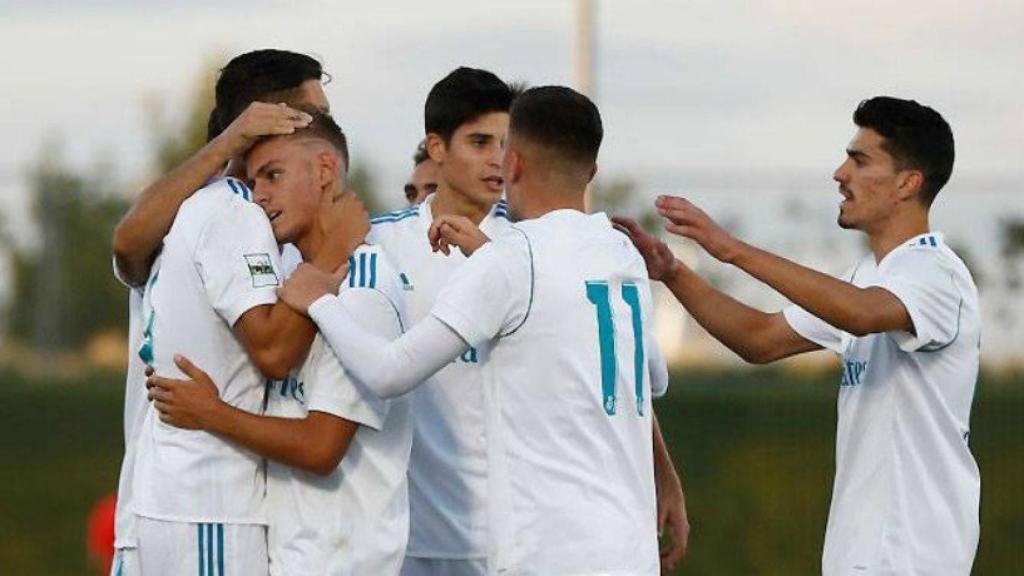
top-left (482, 175), bottom-right (504, 191)
top-left (838, 186), bottom-right (853, 201)
top-left (267, 210), bottom-right (283, 223)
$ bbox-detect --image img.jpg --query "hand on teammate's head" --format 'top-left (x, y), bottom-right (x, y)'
top-left (221, 102), bottom-right (313, 156)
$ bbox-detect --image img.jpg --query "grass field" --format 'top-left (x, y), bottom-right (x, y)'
top-left (0, 367), bottom-right (1020, 574)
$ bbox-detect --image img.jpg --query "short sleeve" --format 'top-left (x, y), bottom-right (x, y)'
top-left (431, 229), bottom-right (533, 347)
top-left (194, 201), bottom-right (283, 326)
top-left (783, 305), bottom-right (844, 353)
top-left (307, 288), bottom-right (404, 429)
top-left (872, 248), bottom-right (962, 352)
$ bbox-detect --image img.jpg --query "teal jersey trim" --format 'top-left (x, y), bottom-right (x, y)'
top-left (500, 227), bottom-right (535, 337)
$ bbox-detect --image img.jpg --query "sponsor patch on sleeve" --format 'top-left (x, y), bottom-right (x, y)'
top-left (244, 253), bottom-right (280, 287)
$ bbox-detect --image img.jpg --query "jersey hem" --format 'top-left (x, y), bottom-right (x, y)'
top-left (132, 509), bottom-right (268, 526)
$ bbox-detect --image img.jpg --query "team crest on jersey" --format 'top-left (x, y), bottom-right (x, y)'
top-left (244, 253), bottom-right (279, 287)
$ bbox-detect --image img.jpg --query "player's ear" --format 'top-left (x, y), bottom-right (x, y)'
top-left (426, 133), bottom-right (446, 165)
top-left (507, 149), bottom-right (524, 185)
top-left (896, 169), bottom-right (924, 203)
top-left (316, 151), bottom-right (339, 188)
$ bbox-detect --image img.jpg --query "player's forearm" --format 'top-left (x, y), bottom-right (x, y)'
top-left (662, 263), bottom-right (780, 362)
top-left (652, 414), bottom-right (681, 490)
top-left (308, 296), bottom-right (464, 399)
top-left (205, 403), bottom-right (343, 476)
top-left (113, 136), bottom-right (238, 286)
top-left (245, 303), bottom-right (318, 380)
top-left (728, 241), bottom-right (892, 336)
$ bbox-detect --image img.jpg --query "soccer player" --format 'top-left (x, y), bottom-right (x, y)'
top-left (146, 112), bottom-right (413, 574)
top-left (373, 67), bottom-right (687, 574)
top-left (117, 52), bottom-right (368, 576)
top-left (404, 139), bottom-right (438, 205)
top-left (279, 85), bottom-right (669, 575)
top-left (108, 49), bottom-right (339, 576)
top-left (616, 96), bottom-right (980, 574)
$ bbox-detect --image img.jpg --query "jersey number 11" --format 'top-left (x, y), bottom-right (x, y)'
top-left (585, 280), bottom-right (645, 417)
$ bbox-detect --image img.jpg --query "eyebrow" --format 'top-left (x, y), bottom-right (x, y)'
top-left (467, 132), bottom-right (494, 141)
top-left (252, 160), bottom-right (278, 180)
top-left (846, 148), bottom-right (870, 161)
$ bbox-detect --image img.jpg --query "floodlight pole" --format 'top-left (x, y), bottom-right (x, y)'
top-left (573, 0), bottom-right (596, 210)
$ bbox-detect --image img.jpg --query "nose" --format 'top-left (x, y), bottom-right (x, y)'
top-left (833, 160), bottom-right (848, 184)
top-left (252, 184), bottom-right (270, 206)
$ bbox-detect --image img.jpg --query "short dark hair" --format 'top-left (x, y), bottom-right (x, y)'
top-left (853, 96), bottom-right (954, 205)
top-left (510, 86), bottom-right (603, 168)
top-left (207, 49), bottom-right (326, 142)
top-left (412, 139), bottom-right (430, 166)
top-left (424, 67), bottom-right (517, 142)
top-left (251, 109), bottom-right (350, 173)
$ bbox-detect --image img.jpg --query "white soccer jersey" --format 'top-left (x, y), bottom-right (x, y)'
top-left (265, 245), bottom-right (413, 576)
top-left (783, 232), bottom-right (980, 575)
top-left (132, 177), bottom-right (283, 524)
top-left (431, 210), bottom-right (665, 575)
top-left (112, 287), bottom-right (148, 549)
top-left (367, 194), bottom-right (512, 559)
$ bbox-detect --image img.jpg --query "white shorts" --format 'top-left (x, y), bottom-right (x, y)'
top-left (110, 547), bottom-right (139, 576)
top-left (136, 517), bottom-right (268, 576)
top-left (400, 556), bottom-right (487, 576)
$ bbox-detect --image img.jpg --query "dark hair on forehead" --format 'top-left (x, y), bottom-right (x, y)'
top-left (510, 86), bottom-right (603, 167)
top-left (853, 96), bottom-right (954, 206)
top-left (424, 67), bottom-right (518, 142)
top-left (206, 49), bottom-right (326, 142)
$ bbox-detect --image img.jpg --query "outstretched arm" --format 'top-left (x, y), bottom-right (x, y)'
top-left (653, 196), bottom-right (913, 337)
top-left (613, 217), bottom-right (819, 363)
top-left (277, 264), bottom-right (469, 399)
top-left (148, 355), bottom-right (357, 476)
top-left (112, 103), bottom-right (313, 286)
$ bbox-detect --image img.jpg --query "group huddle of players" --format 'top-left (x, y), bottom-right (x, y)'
top-left (108, 49), bottom-right (981, 576)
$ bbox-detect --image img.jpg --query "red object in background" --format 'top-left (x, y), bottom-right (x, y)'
top-left (86, 492), bottom-right (116, 575)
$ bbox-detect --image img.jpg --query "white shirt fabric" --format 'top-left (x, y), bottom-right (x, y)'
top-left (112, 286), bottom-right (149, 549)
top-left (367, 194), bottom-right (512, 559)
top-left (266, 245), bottom-right (413, 576)
top-left (432, 210), bottom-right (663, 575)
top-left (132, 177), bottom-right (282, 524)
top-left (782, 232), bottom-right (980, 575)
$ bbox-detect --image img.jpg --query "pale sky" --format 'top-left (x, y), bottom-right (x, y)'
top-left (2, 0), bottom-right (1022, 235)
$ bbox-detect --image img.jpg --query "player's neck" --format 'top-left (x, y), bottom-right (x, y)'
top-left (295, 223), bottom-right (325, 263)
top-left (515, 183), bottom-right (586, 220)
top-left (866, 210), bottom-right (930, 262)
top-left (432, 182), bottom-right (492, 225)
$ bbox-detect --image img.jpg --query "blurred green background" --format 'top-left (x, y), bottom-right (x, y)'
top-left (1, 367), bottom-right (1020, 574)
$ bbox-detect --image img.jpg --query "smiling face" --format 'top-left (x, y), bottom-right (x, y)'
top-left (246, 136), bottom-right (342, 244)
top-left (832, 128), bottom-right (907, 233)
top-left (429, 111), bottom-right (508, 207)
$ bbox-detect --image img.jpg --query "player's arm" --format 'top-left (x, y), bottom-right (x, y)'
top-left (653, 412), bottom-right (689, 569)
top-left (112, 103), bottom-right (313, 286)
top-left (148, 355), bottom-right (357, 476)
top-left (653, 196), bottom-right (913, 337)
top-left (614, 217), bottom-right (819, 363)
top-left (229, 193), bottom-right (370, 380)
top-left (279, 237), bottom-right (528, 399)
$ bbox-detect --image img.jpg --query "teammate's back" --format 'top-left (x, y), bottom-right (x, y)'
top-left (482, 211), bottom-right (661, 573)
